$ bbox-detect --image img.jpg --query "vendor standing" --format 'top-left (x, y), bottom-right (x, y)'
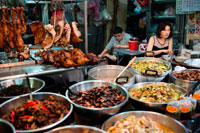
top-left (98, 26), bottom-right (132, 63)
top-left (146, 21), bottom-right (173, 57)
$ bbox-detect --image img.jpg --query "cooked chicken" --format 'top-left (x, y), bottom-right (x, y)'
top-left (20, 7), bottom-right (27, 34)
top-left (54, 20), bottom-right (64, 43)
top-left (29, 21), bottom-right (46, 44)
top-left (72, 55), bottom-right (89, 66)
top-left (70, 48), bottom-right (89, 66)
top-left (41, 24), bottom-right (56, 50)
top-left (70, 22), bottom-right (83, 43)
top-left (85, 53), bottom-right (100, 65)
top-left (60, 23), bottom-right (71, 46)
top-left (70, 48), bottom-right (85, 57)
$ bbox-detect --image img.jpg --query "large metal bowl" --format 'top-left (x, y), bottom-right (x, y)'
top-left (128, 82), bottom-right (187, 112)
top-left (0, 77), bottom-right (45, 102)
top-left (0, 119), bottom-right (16, 133)
top-left (102, 111), bottom-right (187, 133)
top-left (130, 57), bottom-right (172, 83)
top-left (65, 80), bottom-right (129, 122)
top-left (46, 125), bottom-right (106, 133)
top-left (88, 65), bottom-right (135, 89)
top-left (0, 92), bottom-right (73, 133)
top-left (169, 69), bottom-right (199, 91)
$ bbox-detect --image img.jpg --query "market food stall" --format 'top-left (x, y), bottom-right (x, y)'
top-left (0, 0), bottom-right (200, 133)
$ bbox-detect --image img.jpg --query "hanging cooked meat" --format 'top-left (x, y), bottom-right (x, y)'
top-left (0, 17), bottom-right (5, 49)
top-left (2, 6), bottom-right (10, 52)
top-left (29, 21), bottom-right (45, 44)
top-left (41, 24), bottom-right (56, 50)
top-left (54, 20), bottom-right (64, 43)
top-left (70, 22), bottom-right (83, 43)
top-left (2, 6), bottom-right (9, 43)
top-left (11, 7), bottom-right (17, 48)
top-left (16, 7), bottom-right (22, 34)
top-left (60, 23), bottom-right (71, 46)
top-left (20, 7), bottom-right (27, 34)
top-left (6, 7), bottom-right (15, 49)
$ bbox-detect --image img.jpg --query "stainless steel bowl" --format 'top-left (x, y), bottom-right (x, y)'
top-left (0, 92), bottom-right (73, 133)
top-left (102, 111), bottom-right (187, 133)
top-left (46, 125), bottom-right (106, 133)
top-left (0, 119), bottom-right (16, 133)
top-left (169, 69), bottom-right (199, 91)
top-left (0, 77), bottom-right (45, 101)
top-left (88, 65), bottom-right (135, 89)
top-left (65, 80), bottom-right (129, 122)
top-left (131, 57), bottom-right (172, 83)
top-left (128, 82), bottom-right (187, 112)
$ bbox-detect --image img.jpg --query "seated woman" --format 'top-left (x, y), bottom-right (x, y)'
top-left (146, 21), bottom-right (173, 57)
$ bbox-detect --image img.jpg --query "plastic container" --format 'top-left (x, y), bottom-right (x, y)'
top-left (180, 99), bottom-right (193, 120)
top-left (193, 90), bottom-right (200, 113)
top-left (166, 101), bottom-right (181, 120)
top-left (128, 38), bottom-right (139, 51)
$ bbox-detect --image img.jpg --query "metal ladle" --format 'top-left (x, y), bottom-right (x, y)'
top-left (114, 56), bottom-right (137, 83)
top-left (25, 73), bottom-right (33, 100)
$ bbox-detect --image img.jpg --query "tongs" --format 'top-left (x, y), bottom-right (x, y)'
top-left (114, 56), bottom-right (137, 83)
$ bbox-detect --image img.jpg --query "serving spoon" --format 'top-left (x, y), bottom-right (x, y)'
top-left (114, 56), bottom-right (137, 83)
top-left (25, 73), bottom-right (33, 100)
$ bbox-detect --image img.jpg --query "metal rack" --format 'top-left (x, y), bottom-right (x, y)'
top-left (146, 0), bottom-right (185, 46)
top-left (26, 0), bottom-right (88, 53)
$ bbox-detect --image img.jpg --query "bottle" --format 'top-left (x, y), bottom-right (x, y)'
top-left (180, 99), bottom-right (193, 120)
top-left (186, 96), bottom-right (197, 115)
top-left (166, 101), bottom-right (181, 120)
top-left (193, 90), bottom-right (200, 113)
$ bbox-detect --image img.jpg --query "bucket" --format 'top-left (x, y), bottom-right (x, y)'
top-left (128, 41), bottom-right (138, 51)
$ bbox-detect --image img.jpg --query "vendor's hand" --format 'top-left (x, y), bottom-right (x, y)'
top-left (168, 50), bottom-right (172, 56)
top-left (98, 54), bottom-right (103, 59)
top-left (113, 44), bottom-right (121, 49)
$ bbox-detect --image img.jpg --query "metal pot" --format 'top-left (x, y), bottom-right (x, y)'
top-left (0, 77), bottom-right (45, 102)
top-left (88, 65), bottom-right (135, 89)
top-left (128, 82), bottom-right (186, 112)
top-left (65, 80), bottom-right (129, 122)
top-left (47, 125), bottom-right (106, 133)
top-left (0, 92), bottom-right (73, 133)
top-left (102, 111), bottom-right (187, 133)
top-left (130, 57), bottom-right (172, 83)
top-left (169, 69), bottom-right (199, 91)
top-left (0, 119), bottom-right (16, 133)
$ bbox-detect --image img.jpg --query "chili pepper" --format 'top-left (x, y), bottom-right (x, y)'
top-left (35, 100), bottom-right (40, 104)
top-left (19, 115), bottom-right (31, 119)
top-left (42, 105), bottom-right (50, 113)
top-left (11, 111), bottom-right (15, 116)
top-left (10, 114), bottom-right (14, 123)
top-left (24, 101), bottom-right (36, 109)
top-left (26, 124), bottom-right (29, 129)
top-left (32, 104), bottom-right (37, 109)
top-left (66, 110), bottom-right (69, 114)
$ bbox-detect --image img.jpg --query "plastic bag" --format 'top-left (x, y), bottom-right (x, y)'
top-left (100, 6), bottom-right (112, 21)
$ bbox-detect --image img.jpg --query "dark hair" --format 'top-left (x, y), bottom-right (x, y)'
top-left (112, 26), bottom-right (123, 34)
top-left (156, 21), bottom-right (173, 39)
